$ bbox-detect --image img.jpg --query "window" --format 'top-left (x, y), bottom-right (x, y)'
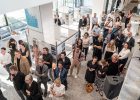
top-left (0, 26), bottom-right (10, 39)
top-left (0, 15), bottom-right (6, 27)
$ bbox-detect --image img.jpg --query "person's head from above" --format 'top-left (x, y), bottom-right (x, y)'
top-left (94, 13), bottom-right (96, 17)
top-left (127, 24), bottom-right (131, 29)
top-left (78, 39), bottom-right (82, 44)
top-left (87, 14), bottom-right (90, 18)
top-left (127, 31), bottom-right (132, 38)
top-left (25, 75), bottom-right (33, 84)
top-left (98, 36), bottom-right (103, 42)
top-left (61, 52), bottom-right (66, 59)
top-left (76, 45), bottom-right (80, 53)
top-left (33, 44), bottom-right (38, 51)
top-left (19, 44), bottom-right (25, 49)
top-left (103, 14), bottom-right (106, 17)
top-left (108, 17), bottom-right (111, 21)
top-left (43, 47), bottom-right (49, 54)
top-left (87, 25), bottom-right (90, 30)
top-left (57, 15), bottom-right (59, 19)
top-left (110, 39), bottom-right (115, 45)
top-left (102, 11), bottom-right (105, 15)
top-left (116, 23), bottom-right (120, 28)
top-left (95, 24), bottom-right (98, 29)
top-left (1, 47), bottom-right (6, 55)
top-left (92, 56), bottom-right (98, 63)
top-left (38, 58), bottom-right (44, 67)
top-left (9, 38), bottom-right (15, 44)
top-left (95, 21), bottom-right (98, 24)
top-left (100, 59), bottom-right (107, 67)
top-left (119, 13), bottom-right (121, 16)
top-left (54, 15), bottom-right (56, 18)
top-left (109, 28), bottom-right (113, 33)
top-left (118, 29), bottom-right (122, 35)
top-left (54, 78), bottom-right (61, 87)
top-left (58, 61), bottom-right (63, 70)
top-left (122, 10), bottom-right (124, 13)
top-left (82, 15), bottom-right (85, 20)
top-left (15, 50), bottom-right (21, 59)
top-left (129, 10), bottom-right (132, 14)
top-left (112, 53), bottom-right (119, 61)
top-left (116, 17), bottom-right (120, 22)
top-left (124, 42), bottom-right (130, 49)
top-left (9, 65), bottom-right (18, 75)
top-left (18, 40), bottom-right (23, 45)
top-left (84, 32), bottom-right (89, 38)
top-left (111, 11), bottom-right (114, 15)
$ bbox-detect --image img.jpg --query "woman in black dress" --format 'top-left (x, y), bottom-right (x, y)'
top-left (94, 59), bottom-right (108, 96)
top-left (20, 44), bottom-right (33, 74)
top-left (85, 57), bottom-right (98, 85)
top-left (93, 36), bottom-right (103, 61)
top-left (75, 39), bottom-right (83, 51)
top-left (106, 53), bottom-right (123, 76)
top-left (23, 75), bottom-right (43, 100)
top-left (7, 38), bottom-right (17, 64)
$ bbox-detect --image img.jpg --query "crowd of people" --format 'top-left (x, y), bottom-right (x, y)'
top-left (0, 9), bottom-right (137, 100)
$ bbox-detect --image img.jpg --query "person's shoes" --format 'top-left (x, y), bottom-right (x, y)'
top-left (74, 75), bottom-right (78, 78)
top-left (44, 92), bottom-right (47, 97)
top-left (47, 79), bottom-right (51, 81)
top-left (7, 77), bottom-right (10, 80)
top-left (99, 91), bottom-right (103, 96)
top-left (67, 73), bottom-right (72, 76)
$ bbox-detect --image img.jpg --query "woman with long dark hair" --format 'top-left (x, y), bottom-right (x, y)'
top-left (75, 39), bottom-right (83, 51)
top-left (125, 10), bottom-right (132, 28)
top-left (114, 17), bottom-right (122, 27)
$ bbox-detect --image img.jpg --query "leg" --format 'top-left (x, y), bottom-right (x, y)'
top-left (48, 68), bottom-right (54, 82)
top-left (15, 89), bottom-right (25, 100)
top-left (37, 80), bottom-right (43, 94)
top-left (102, 43), bottom-right (107, 53)
top-left (42, 82), bottom-right (47, 97)
top-left (62, 80), bottom-right (67, 90)
top-left (85, 47), bottom-right (88, 59)
top-left (5, 63), bottom-right (12, 79)
top-left (92, 36), bottom-right (95, 47)
top-left (70, 62), bottom-right (75, 75)
top-left (76, 63), bottom-right (81, 75)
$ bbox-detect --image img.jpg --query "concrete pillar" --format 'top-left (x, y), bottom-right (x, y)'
top-left (25, 2), bottom-right (55, 45)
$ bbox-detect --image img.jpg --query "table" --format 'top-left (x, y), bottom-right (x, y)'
top-left (131, 21), bottom-right (140, 36)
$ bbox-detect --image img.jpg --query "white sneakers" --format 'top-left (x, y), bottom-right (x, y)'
top-left (67, 73), bottom-right (71, 76)
top-left (74, 74), bottom-right (78, 78)
top-left (68, 73), bottom-right (78, 78)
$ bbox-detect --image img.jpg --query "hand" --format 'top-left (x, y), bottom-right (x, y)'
top-left (119, 64), bottom-right (123, 68)
top-left (117, 36), bottom-right (119, 39)
top-left (36, 71), bottom-right (39, 74)
top-left (105, 38), bottom-right (108, 40)
top-left (1, 62), bottom-right (3, 64)
top-left (3, 65), bottom-right (6, 68)
top-left (26, 90), bottom-right (30, 95)
top-left (41, 73), bottom-right (45, 76)
top-left (82, 23), bottom-right (84, 25)
top-left (78, 59), bottom-right (80, 62)
top-left (98, 71), bottom-right (101, 74)
top-left (11, 75), bottom-right (14, 80)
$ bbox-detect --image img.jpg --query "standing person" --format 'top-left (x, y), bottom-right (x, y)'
top-left (82, 32), bottom-right (90, 61)
top-left (102, 28), bottom-right (114, 53)
top-left (20, 44), bottom-right (33, 74)
top-left (123, 24), bottom-right (132, 37)
top-left (84, 25), bottom-right (92, 37)
top-left (35, 58), bottom-right (48, 97)
top-left (33, 44), bottom-right (42, 66)
top-left (69, 45), bottom-right (85, 78)
top-left (92, 24), bottom-right (101, 46)
top-left (85, 57), bottom-right (98, 85)
top-left (113, 17), bottom-right (122, 27)
top-left (100, 14), bottom-right (106, 30)
top-left (100, 11), bottom-right (105, 19)
top-left (119, 42), bottom-right (130, 73)
top-left (119, 10), bottom-right (125, 19)
top-left (123, 32), bottom-right (135, 51)
top-left (23, 75), bottom-right (43, 100)
top-left (7, 38), bottom-right (17, 64)
top-left (125, 10), bottom-right (132, 28)
top-left (43, 47), bottom-right (53, 82)
top-left (104, 40), bottom-right (116, 60)
top-left (18, 40), bottom-right (29, 50)
top-left (92, 13), bottom-right (98, 29)
top-left (57, 52), bottom-right (71, 73)
top-left (104, 17), bottom-right (113, 33)
top-left (112, 23), bottom-right (121, 39)
top-left (85, 14), bottom-right (90, 25)
top-left (0, 47), bottom-right (12, 80)
top-left (107, 11), bottom-right (114, 21)
top-left (14, 50), bottom-right (30, 75)
top-left (49, 78), bottom-right (65, 100)
top-left (75, 39), bottom-right (83, 51)
top-left (92, 36), bottom-right (103, 61)
top-left (94, 59), bottom-right (108, 96)
top-left (115, 29), bottom-right (125, 53)
top-left (54, 61), bottom-right (67, 90)
top-left (9, 65), bottom-right (27, 100)
top-left (55, 15), bottom-right (61, 26)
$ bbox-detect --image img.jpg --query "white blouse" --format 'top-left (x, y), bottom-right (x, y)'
top-left (119, 48), bottom-right (130, 59)
top-left (51, 84), bottom-right (65, 95)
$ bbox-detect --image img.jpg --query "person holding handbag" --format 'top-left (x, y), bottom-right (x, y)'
top-left (23, 75), bottom-right (43, 100)
top-left (49, 78), bottom-right (65, 100)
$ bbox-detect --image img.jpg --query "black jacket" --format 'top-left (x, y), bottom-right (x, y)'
top-left (115, 34), bottom-right (125, 47)
top-left (103, 31), bottom-right (115, 42)
top-left (55, 19), bottom-right (61, 26)
top-left (57, 57), bottom-right (71, 70)
top-left (85, 17), bottom-right (90, 25)
top-left (43, 53), bottom-right (53, 69)
top-left (124, 37), bottom-right (135, 51)
top-left (79, 19), bottom-right (87, 28)
top-left (97, 65), bottom-right (108, 78)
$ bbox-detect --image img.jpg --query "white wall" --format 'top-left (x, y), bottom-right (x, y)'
top-left (83, 0), bottom-right (93, 7)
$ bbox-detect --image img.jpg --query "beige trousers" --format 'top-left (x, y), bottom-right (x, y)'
top-left (70, 62), bottom-right (81, 75)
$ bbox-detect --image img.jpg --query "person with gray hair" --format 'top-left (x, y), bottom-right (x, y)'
top-left (112, 23), bottom-right (121, 39)
top-left (123, 24), bottom-right (132, 37)
top-left (35, 58), bottom-right (48, 97)
top-left (106, 53), bottom-right (123, 76)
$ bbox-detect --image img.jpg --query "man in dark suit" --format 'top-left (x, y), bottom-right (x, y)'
top-left (35, 58), bottom-right (48, 97)
top-left (115, 29), bottom-right (125, 53)
top-left (85, 14), bottom-right (90, 25)
top-left (78, 15), bottom-right (87, 38)
top-left (55, 15), bottom-right (61, 26)
top-left (123, 31), bottom-right (135, 51)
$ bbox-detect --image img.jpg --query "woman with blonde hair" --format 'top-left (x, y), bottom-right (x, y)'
top-left (49, 78), bottom-right (65, 100)
top-left (104, 39), bottom-right (116, 60)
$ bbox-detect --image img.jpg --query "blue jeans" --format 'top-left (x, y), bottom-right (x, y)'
top-left (100, 25), bottom-right (104, 30)
top-left (102, 43), bottom-right (107, 53)
top-left (48, 68), bottom-right (54, 82)
top-left (92, 36), bottom-right (99, 48)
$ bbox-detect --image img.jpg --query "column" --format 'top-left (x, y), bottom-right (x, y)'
top-left (25, 2), bottom-right (55, 45)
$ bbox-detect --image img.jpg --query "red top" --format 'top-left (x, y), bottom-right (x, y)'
top-left (127, 13), bottom-right (132, 18)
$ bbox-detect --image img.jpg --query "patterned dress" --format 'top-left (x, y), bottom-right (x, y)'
top-left (33, 50), bottom-right (42, 66)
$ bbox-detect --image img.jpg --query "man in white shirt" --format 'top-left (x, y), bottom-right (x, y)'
top-left (104, 17), bottom-right (113, 33)
top-left (123, 24), bottom-right (132, 37)
top-left (107, 11), bottom-right (114, 21)
top-left (0, 47), bottom-right (12, 80)
top-left (83, 25), bottom-right (92, 37)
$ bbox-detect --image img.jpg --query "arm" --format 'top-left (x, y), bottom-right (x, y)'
top-left (7, 42), bottom-right (12, 50)
top-left (24, 58), bottom-right (30, 74)
top-left (100, 67), bottom-right (108, 77)
top-left (113, 46), bottom-right (116, 53)
top-left (119, 50), bottom-right (130, 59)
top-left (62, 70), bottom-right (67, 83)
top-left (25, 50), bottom-right (29, 58)
top-left (80, 52), bottom-right (85, 61)
top-left (35, 66), bottom-right (41, 77)
top-left (30, 83), bottom-right (39, 96)
top-left (15, 41), bottom-right (17, 49)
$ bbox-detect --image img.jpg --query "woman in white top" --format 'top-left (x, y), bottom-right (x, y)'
top-left (119, 42), bottom-right (130, 73)
top-left (49, 78), bottom-right (65, 100)
top-left (113, 17), bottom-right (122, 27)
top-left (82, 32), bottom-right (90, 61)
top-left (104, 40), bottom-right (116, 60)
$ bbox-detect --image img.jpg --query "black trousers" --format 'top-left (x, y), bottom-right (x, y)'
top-left (116, 45), bottom-right (123, 54)
top-left (62, 80), bottom-right (67, 91)
top-left (5, 63), bottom-right (12, 78)
top-left (125, 18), bottom-right (130, 28)
top-left (83, 47), bottom-right (89, 58)
top-left (119, 57), bottom-right (128, 72)
top-left (0, 90), bottom-right (7, 100)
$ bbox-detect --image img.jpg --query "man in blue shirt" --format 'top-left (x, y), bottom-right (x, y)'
top-left (92, 13), bottom-right (98, 29)
top-left (112, 23), bottom-right (120, 39)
